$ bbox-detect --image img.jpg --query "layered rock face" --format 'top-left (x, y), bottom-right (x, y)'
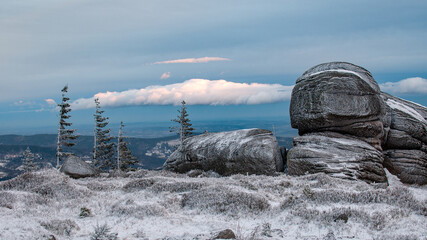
top-left (163, 129), bottom-right (282, 176)
top-left (381, 93), bottom-right (427, 184)
top-left (60, 155), bottom-right (97, 178)
top-left (288, 62), bottom-right (427, 185)
top-left (288, 132), bottom-right (387, 184)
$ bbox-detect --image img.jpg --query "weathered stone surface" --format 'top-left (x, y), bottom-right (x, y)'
top-left (163, 129), bottom-right (281, 176)
top-left (382, 93), bottom-right (427, 144)
top-left (288, 132), bottom-right (387, 186)
top-left (213, 229), bottom-right (236, 239)
top-left (381, 93), bottom-right (427, 184)
top-left (290, 62), bottom-right (386, 144)
top-left (60, 155), bottom-right (97, 178)
top-left (383, 150), bottom-right (427, 185)
top-left (383, 129), bottom-right (423, 150)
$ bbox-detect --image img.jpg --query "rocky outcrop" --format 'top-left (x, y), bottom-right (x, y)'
top-left (288, 62), bottom-right (388, 185)
top-left (163, 129), bottom-right (282, 176)
top-left (288, 132), bottom-right (387, 186)
top-left (288, 62), bottom-right (427, 185)
top-left (381, 93), bottom-right (427, 184)
top-left (60, 155), bottom-right (97, 178)
top-left (290, 62), bottom-right (386, 150)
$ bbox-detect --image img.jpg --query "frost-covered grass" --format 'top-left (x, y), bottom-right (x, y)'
top-left (0, 169), bottom-right (426, 239)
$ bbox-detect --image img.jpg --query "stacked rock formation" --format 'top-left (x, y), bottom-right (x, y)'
top-left (163, 128), bottom-right (283, 176)
top-left (288, 62), bottom-right (427, 185)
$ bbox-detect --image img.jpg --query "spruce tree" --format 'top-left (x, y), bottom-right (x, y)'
top-left (117, 121), bottom-right (138, 171)
top-left (56, 85), bottom-right (78, 168)
top-left (22, 147), bottom-right (37, 172)
top-left (93, 98), bottom-right (115, 171)
top-left (170, 100), bottom-right (194, 147)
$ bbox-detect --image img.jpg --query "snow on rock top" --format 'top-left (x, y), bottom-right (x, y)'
top-left (308, 69), bottom-right (364, 81)
top-left (296, 61), bottom-right (380, 92)
top-left (386, 99), bottom-right (427, 125)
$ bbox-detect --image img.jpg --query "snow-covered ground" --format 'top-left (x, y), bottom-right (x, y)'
top-left (0, 169), bottom-right (426, 239)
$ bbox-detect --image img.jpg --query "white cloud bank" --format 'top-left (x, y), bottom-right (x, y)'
top-left (72, 79), bottom-right (293, 110)
top-left (380, 77), bottom-right (427, 94)
top-left (153, 57), bottom-right (230, 64)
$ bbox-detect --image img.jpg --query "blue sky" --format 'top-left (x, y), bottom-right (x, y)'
top-left (1, 0), bottom-right (426, 135)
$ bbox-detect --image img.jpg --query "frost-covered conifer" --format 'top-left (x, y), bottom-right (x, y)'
top-left (93, 98), bottom-right (115, 171)
top-left (170, 100), bottom-right (194, 147)
top-left (56, 85), bottom-right (78, 168)
top-left (117, 121), bottom-right (139, 171)
top-left (22, 147), bottom-right (37, 172)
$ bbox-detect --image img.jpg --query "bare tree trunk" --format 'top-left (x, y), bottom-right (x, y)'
top-left (117, 126), bottom-right (121, 170)
top-left (93, 129), bottom-right (97, 162)
top-left (56, 127), bottom-right (61, 169)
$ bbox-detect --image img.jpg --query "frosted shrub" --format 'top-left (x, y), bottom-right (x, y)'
top-left (374, 234), bottom-right (419, 240)
top-left (86, 181), bottom-right (117, 191)
top-left (90, 223), bottom-right (118, 240)
top-left (305, 186), bottom-right (425, 215)
top-left (124, 176), bottom-right (206, 193)
top-left (181, 186), bottom-right (270, 216)
top-left (79, 207), bottom-right (92, 218)
top-left (287, 205), bottom-right (395, 231)
top-left (280, 193), bottom-right (298, 209)
top-left (22, 192), bottom-right (51, 206)
top-left (150, 180), bottom-right (206, 193)
top-left (0, 172), bottom-right (46, 191)
top-left (128, 169), bottom-right (150, 178)
top-left (302, 185), bottom-right (315, 199)
top-left (122, 178), bottom-right (156, 191)
top-left (110, 201), bottom-right (166, 218)
top-left (0, 191), bottom-right (15, 209)
top-left (40, 219), bottom-right (80, 236)
top-left (0, 169), bottom-right (89, 200)
top-left (133, 229), bottom-right (148, 239)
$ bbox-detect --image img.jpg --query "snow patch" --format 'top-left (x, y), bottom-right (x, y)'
top-left (386, 99), bottom-right (427, 124)
top-left (308, 69), bottom-right (364, 80)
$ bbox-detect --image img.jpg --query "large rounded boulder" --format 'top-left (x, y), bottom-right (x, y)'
top-left (60, 155), bottom-right (97, 178)
top-left (163, 129), bottom-right (283, 176)
top-left (290, 62), bottom-right (387, 148)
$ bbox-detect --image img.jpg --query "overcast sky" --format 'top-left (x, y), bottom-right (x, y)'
top-left (1, 0), bottom-right (426, 134)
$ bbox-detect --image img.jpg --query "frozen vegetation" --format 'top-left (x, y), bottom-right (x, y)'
top-left (0, 169), bottom-right (426, 239)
